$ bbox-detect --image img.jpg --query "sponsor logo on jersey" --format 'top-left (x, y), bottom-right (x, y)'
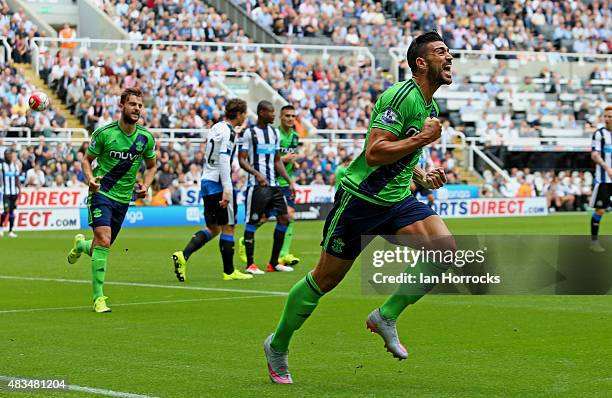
top-left (109, 150), bottom-right (140, 161)
top-left (405, 127), bottom-right (420, 137)
top-left (280, 147), bottom-right (297, 154)
top-left (381, 108), bottom-right (398, 125)
top-left (256, 143), bottom-right (277, 155)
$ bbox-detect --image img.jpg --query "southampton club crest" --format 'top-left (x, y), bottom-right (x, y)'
top-left (135, 140), bottom-right (144, 152)
top-left (331, 238), bottom-right (345, 254)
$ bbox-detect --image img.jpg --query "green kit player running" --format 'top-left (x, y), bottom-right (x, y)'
top-left (66, 88), bottom-right (157, 313)
top-left (264, 32), bottom-right (455, 383)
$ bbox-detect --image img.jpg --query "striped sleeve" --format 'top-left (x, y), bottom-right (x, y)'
top-left (592, 129), bottom-right (602, 152)
top-left (240, 128), bottom-right (252, 152)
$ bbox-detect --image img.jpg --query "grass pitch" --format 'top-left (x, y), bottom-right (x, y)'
top-left (0, 214), bottom-right (611, 397)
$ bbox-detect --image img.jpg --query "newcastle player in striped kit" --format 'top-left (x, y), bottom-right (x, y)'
top-left (1, 150), bottom-right (21, 238)
top-left (589, 105), bottom-right (612, 252)
top-left (172, 99), bottom-right (253, 281)
top-left (239, 101), bottom-right (296, 274)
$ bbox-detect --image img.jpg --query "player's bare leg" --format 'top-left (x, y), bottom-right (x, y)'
top-left (265, 251), bottom-right (354, 383)
top-left (370, 215), bottom-right (455, 359)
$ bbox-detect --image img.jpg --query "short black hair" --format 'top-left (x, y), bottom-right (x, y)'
top-left (406, 31), bottom-right (445, 74)
top-left (225, 98), bottom-right (247, 120)
top-left (257, 100), bottom-right (274, 115)
top-left (280, 104), bottom-right (295, 113)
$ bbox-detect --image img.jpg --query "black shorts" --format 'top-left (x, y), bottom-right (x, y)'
top-left (88, 192), bottom-right (129, 244)
top-left (280, 187), bottom-right (295, 208)
top-left (321, 187), bottom-right (437, 260)
top-left (590, 183), bottom-right (612, 209)
top-left (245, 186), bottom-right (288, 224)
top-left (3, 194), bottom-right (18, 212)
top-left (203, 191), bottom-right (237, 226)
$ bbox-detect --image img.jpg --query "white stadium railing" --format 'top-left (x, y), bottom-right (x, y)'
top-left (30, 37), bottom-right (376, 73)
top-left (0, 128), bottom-right (88, 144)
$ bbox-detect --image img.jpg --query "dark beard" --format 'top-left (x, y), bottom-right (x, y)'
top-left (427, 66), bottom-right (447, 86)
top-left (122, 111), bottom-right (138, 125)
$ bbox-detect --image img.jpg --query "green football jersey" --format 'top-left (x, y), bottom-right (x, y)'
top-left (87, 121), bottom-right (156, 204)
top-left (334, 164), bottom-right (347, 188)
top-left (340, 79), bottom-right (439, 206)
top-left (276, 126), bottom-right (300, 187)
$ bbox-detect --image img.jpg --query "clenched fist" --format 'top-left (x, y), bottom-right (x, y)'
top-left (420, 117), bottom-right (442, 145)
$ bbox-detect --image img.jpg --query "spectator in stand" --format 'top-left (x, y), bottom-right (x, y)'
top-left (25, 162), bottom-right (45, 187)
top-left (241, 0), bottom-right (609, 53)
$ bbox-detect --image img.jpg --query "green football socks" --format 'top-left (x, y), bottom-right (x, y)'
top-left (270, 272), bottom-right (324, 352)
top-left (379, 293), bottom-right (423, 321)
top-left (92, 246), bottom-right (109, 300)
top-left (77, 239), bottom-right (93, 256)
top-left (279, 221), bottom-right (294, 258)
top-left (379, 261), bottom-right (447, 320)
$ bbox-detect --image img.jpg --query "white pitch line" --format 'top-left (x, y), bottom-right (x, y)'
top-left (0, 294), bottom-right (280, 314)
top-left (0, 275), bottom-right (288, 296)
top-left (0, 375), bottom-right (157, 398)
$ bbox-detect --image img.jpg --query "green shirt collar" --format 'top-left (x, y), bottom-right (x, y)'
top-left (278, 125), bottom-right (297, 136)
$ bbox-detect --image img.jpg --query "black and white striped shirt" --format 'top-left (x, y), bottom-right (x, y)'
top-left (240, 124), bottom-right (280, 187)
top-left (592, 126), bottom-right (612, 183)
top-left (1, 161), bottom-right (19, 195)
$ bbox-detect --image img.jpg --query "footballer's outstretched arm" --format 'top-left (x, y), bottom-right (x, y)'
top-left (366, 118), bottom-right (442, 166)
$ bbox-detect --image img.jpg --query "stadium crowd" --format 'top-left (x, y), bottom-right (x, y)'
top-left (0, 62), bottom-right (70, 136)
top-left (30, 47), bottom-right (608, 144)
top-left (1, 0), bottom-right (606, 145)
top-left (37, 49), bottom-right (232, 133)
top-left (92, 0), bottom-right (611, 53)
top-left (0, 0), bottom-right (43, 64)
top-left (0, 0), bottom-right (607, 211)
top-left (32, 44), bottom-right (389, 133)
top-left (96, 0), bottom-right (251, 45)
top-left (482, 167), bottom-right (595, 212)
top-left (242, 0), bottom-right (610, 53)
